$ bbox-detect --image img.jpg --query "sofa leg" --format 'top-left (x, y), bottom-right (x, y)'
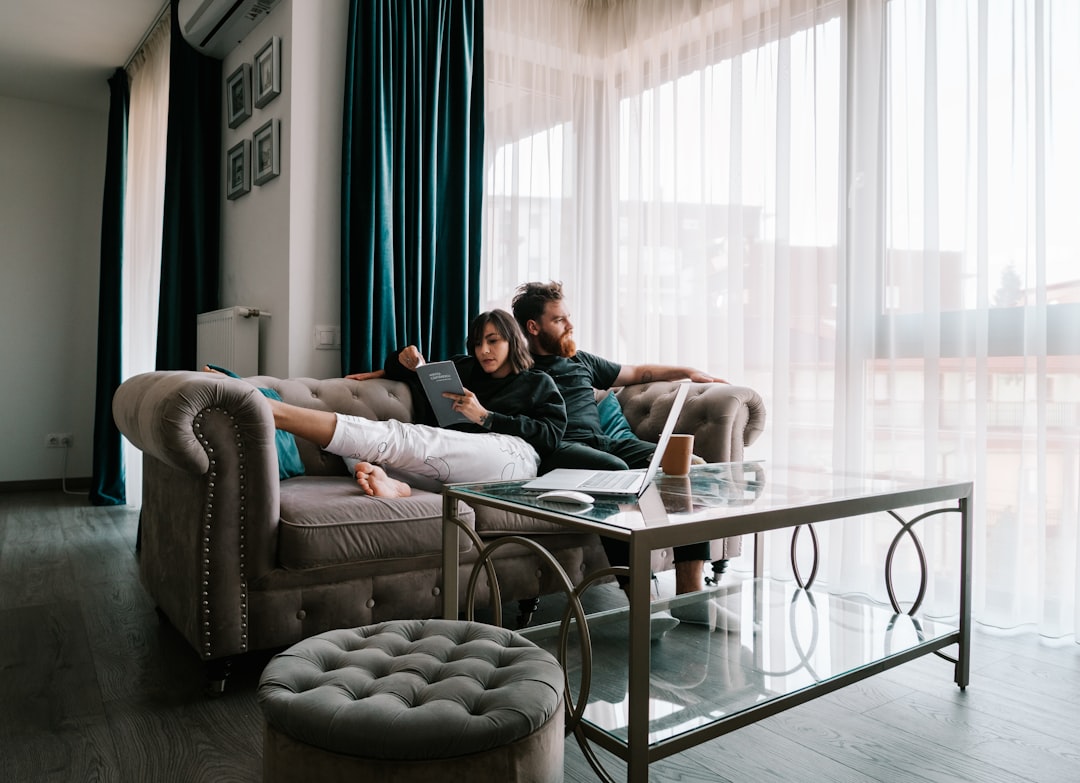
top-left (706, 559), bottom-right (729, 586)
top-left (516, 597), bottom-right (540, 628)
top-left (204, 658), bottom-right (232, 697)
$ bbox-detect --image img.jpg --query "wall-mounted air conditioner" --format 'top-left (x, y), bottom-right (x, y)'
top-left (177, 0), bottom-right (282, 59)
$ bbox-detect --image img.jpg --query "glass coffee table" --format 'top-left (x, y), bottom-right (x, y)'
top-left (442, 462), bottom-right (973, 783)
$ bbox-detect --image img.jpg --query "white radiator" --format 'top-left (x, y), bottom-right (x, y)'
top-left (196, 306), bottom-right (268, 377)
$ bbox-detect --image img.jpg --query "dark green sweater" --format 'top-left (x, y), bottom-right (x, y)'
top-left (384, 352), bottom-right (567, 457)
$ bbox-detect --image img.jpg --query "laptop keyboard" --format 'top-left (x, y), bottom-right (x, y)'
top-left (584, 471), bottom-right (641, 490)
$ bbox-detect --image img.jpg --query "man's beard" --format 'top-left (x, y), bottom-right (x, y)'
top-left (538, 328), bottom-right (576, 358)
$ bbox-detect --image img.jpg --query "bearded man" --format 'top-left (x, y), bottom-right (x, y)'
top-left (511, 280), bottom-right (731, 603)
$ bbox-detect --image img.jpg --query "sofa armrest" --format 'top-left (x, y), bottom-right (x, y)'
top-left (112, 370), bottom-right (272, 473)
top-left (113, 370), bottom-right (282, 660)
top-left (616, 382), bottom-right (766, 463)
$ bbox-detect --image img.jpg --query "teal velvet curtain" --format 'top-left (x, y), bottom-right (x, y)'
top-left (156, 0), bottom-right (221, 370)
top-left (341, 0), bottom-right (484, 373)
top-left (89, 68), bottom-right (130, 506)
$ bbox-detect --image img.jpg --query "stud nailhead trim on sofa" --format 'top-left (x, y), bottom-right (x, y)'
top-left (195, 407), bottom-right (251, 659)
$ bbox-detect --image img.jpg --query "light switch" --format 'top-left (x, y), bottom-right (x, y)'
top-left (314, 325), bottom-right (341, 350)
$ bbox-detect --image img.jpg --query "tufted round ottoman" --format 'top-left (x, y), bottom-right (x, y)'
top-left (257, 619), bottom-right (565, 783)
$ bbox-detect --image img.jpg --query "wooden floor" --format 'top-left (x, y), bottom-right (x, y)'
top-left (2, 490), bottom-right (1078, 782)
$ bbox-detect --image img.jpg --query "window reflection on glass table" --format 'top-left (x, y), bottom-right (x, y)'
top-left (521, 577), bottom-right (958, 747)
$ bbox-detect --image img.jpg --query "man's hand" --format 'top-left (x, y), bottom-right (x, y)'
top-left (686, 369), bottom-right (728, 384)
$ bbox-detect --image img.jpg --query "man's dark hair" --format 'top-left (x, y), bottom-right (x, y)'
top-left (511, 281), bottom-right (564, 332)
top-left (467, 309), bottom-right (534, 374)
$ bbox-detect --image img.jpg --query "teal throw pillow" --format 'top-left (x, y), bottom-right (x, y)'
top-left (255, 386), bottom-right (306, 480)
top-left (597, 391), bottom-right (636, 440)
top-left (207, 365), bottom-right (305, 480)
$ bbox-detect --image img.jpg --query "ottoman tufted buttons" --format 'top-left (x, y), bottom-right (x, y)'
top-left (365, 598), bottom-right (375, 609)
top-left (295, 609), bottom-right (306, 620)
top-left (257, 619), bottom-right (564, 782)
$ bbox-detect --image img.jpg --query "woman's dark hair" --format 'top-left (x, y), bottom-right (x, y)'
top-left (467, 309), bottom-right (534, 374)
top-left (511, 281), bottom-right (564, 332)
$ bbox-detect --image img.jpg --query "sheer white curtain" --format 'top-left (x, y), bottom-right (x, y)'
top-left (121, 11), bottom-right (170, 507)
top-left (481, 0), bottom-right (1080, 641)
top-left (879, 0), bottom-right (1080, 639)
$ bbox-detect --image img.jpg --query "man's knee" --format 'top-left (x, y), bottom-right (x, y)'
top-left (608, 437), bottom-right (657, 471)
top-left (539, 443), bottom-right (627, 473)
top-left (673, 543), bottom-right (711, 563)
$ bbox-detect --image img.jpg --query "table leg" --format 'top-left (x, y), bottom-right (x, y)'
top-left (441, 493), bottom-right (460, 620)
top-left (752, 531), bottom-right (765, 671)
top-left (753, 530), bottom-right (764, 579)
top-left (957, 494), bottom-right (972, 689)
top-left (626, 534), bottom-right (652, 783)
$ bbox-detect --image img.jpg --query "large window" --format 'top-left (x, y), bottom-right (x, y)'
top-left (482, 0), bottom-right (1080, 638)
top-left (886, 0), bottom-right (1080, 314)
top-left (881, 0), bottom-right (1080, 631)
top-left (482, 1), bottom-right (844, 382)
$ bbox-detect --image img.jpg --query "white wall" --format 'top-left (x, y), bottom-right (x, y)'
top-left (220, 0), bottom-right (348, 379)
top-left (286, 0), bottom-right (347, 379)
top-left (1, 0), bottom-right (349, 483)
top-left (0, 95), bottom-right (107, 483)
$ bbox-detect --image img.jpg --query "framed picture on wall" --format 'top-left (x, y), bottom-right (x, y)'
top-left (226, 139), bottom-right (250, 199)
top-left (253, 36), bottom-right (281, 108)
top-left (225, 63), bottom-right (251, 128)
top-left (252, 119), bottom-right (280, 185)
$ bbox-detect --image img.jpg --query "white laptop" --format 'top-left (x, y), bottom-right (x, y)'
top-left (523, 382), bottom-right (691, 497)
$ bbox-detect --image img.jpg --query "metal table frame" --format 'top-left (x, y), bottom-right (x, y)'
top-left (442, 464), bottom-right (973, 783)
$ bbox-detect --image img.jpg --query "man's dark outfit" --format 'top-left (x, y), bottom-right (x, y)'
top-left (532, 351), bottom-right (710, 570)
top-left (532, 352), bottom-right (656, 472)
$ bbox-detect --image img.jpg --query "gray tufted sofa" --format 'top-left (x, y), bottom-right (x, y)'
top-left (113, 370), bottom-right (765, 689)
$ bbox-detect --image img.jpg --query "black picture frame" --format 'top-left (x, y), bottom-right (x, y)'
top-left (225, 63), bottom-right (251, 129)
top-left (226, 139), bottom-right (251, 199)
top-left (253, 36), bottom-right (281, 109)
top-left (252, 119), bottom-right (280, 185)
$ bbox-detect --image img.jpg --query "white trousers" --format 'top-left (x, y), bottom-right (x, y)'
top-left (326, 414), bottom-right (540, 485)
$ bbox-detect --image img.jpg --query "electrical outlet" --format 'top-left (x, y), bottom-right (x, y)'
top-left (45, 432), bottom-right (73, 448)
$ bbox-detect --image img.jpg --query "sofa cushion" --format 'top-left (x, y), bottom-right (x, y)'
top-left (278, 477), bottom-right (474, 570)
top-left (597, 390), bottom-right (636, 440)
top-left (472, 504), bottom-right (582, 535)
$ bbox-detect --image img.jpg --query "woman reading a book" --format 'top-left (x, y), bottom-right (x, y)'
top-left (265, 309), bottom-right (566, 497)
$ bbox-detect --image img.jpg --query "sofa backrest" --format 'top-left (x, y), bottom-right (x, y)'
top-left (245, 376), bottom-right (420, 476)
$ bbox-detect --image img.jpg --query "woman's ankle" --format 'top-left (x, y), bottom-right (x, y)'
top-left (674, 560), bottom-right (704, 594)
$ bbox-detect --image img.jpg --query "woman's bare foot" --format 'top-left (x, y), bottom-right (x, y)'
top-left (354, 462), bottom-right (412, 498)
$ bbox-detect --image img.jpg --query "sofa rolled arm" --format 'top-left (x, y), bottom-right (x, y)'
top-left (616, 382), bottom-right (766, 463)
top-left (112, 370), bottom-right (276, 475)
top-left (113, 370), bottom-right (283, 662)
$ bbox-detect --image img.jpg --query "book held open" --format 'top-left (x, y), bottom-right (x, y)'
top-left (415, 360), bottom-right (471, 427)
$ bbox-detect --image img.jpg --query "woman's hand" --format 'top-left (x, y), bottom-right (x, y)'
top-left (445, 388), bottom-right (489, 426)
top-left (345, 369), bottom-right (386, 381)
top-left (398, 345), bottom-right (426, 372)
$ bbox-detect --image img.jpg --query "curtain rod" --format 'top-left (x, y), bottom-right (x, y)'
top-left (123, 1), bottom-right (171, 70)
